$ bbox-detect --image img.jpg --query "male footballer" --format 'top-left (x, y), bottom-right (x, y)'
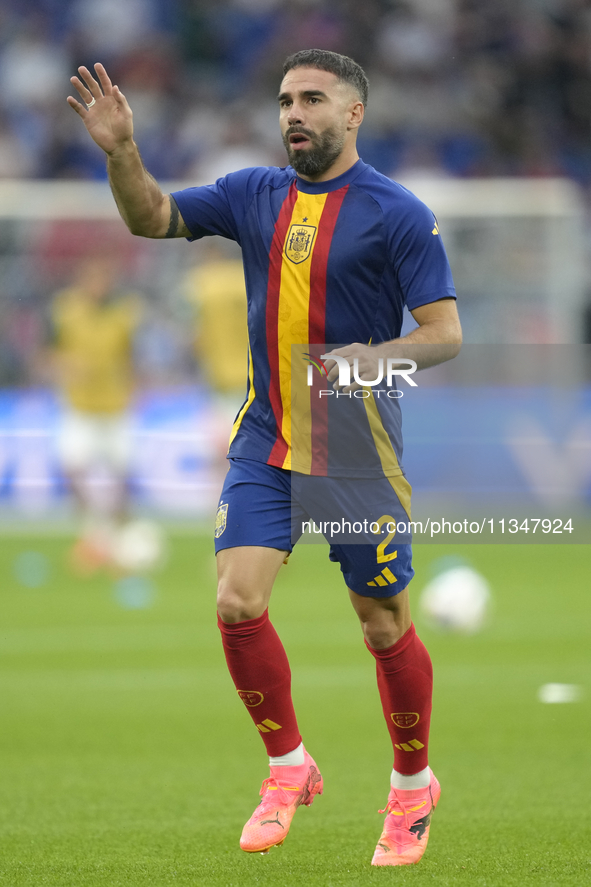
top-left (69, 49), bottom-right (461, 866)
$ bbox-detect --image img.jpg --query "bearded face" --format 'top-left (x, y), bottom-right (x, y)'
top-left (282, 123), bottom-right (346, 178)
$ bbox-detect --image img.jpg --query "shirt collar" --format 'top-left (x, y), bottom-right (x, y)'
top-left (292, 158), bottom-right (367, 194)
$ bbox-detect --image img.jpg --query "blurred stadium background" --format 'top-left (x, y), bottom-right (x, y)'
top-left (0, 2), bottom-right (590, 884)
top-left (1, 0), bottom-right (591, 524)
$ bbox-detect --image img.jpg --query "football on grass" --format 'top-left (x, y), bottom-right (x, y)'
top-left (419, 564), bottom-right (491, 633)
top-left (112, 520), bottom-right (165, 573)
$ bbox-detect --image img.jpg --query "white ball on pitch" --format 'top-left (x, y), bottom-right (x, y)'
top-left (419, 565), bottom-right (491, 634)
top-left (112, 520), bottom-right (165, 573)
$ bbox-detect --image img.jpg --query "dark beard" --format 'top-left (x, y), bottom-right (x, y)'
top-left (283, 125), bottom-right (346, 178)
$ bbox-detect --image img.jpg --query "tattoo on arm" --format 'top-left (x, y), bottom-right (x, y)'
top-left (165, 196), bottom-right (180, 238)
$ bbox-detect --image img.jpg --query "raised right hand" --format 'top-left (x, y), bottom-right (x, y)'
top-left (67, 63), bottom-right (133, 155)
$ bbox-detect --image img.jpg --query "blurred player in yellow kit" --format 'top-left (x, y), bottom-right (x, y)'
top-left (183, 241), bottom-right (249, 482)
top-left (50, 255), bottom-right (141, 572)
top-left (183, 240), bottom-right (248, 407)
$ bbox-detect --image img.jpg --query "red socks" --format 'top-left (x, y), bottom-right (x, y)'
top-left (219, 610), bottom-right (431, 774)
top-left (218, 609), bottom-right (301, 757)
top-left (365, 623), bottom-right (433, 774)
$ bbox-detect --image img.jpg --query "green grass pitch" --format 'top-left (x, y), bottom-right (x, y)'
top-left (0, 534), bottom-right (589, 886)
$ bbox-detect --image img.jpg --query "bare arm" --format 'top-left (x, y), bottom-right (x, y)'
top-left (67, 63), bottom-right (190, 239)
top-left (324, 297), bottom-right (462, 390)
top-left (377, 297), bottom-right (462, 367)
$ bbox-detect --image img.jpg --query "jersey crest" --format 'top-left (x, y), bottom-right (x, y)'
top-left (215, 502), bottom-right (228, 538)
top-left (285, 223), bottom-right (317, 264)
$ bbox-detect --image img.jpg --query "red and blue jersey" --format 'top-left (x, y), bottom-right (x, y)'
top-left (172, 160), bottom-right (455, 484)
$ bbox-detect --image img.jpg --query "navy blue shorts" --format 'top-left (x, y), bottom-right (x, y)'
top-left (214, 457), bottom-right (413, 597)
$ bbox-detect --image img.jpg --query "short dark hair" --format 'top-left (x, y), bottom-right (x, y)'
top-left (282, 49), bottom-right (369, 107)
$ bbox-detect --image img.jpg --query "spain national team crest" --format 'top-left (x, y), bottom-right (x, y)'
top-left (285, 224), bottom-right (317, 264)
top-left (238, 690), bottom-right (264, 707)
top-left (391, 712), bottom-right (420, 729)
top-left (215, 502), bottom-right (228, 538)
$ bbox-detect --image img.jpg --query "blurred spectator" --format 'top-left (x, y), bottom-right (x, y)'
top-left (191, 112), bottom-right (278, 182)
top-left (69, 0), bottom-right (161, 59)
top-left (0, 19), bottom-right (72, 177)
top-left (0, 32), bottom-right (70, 108)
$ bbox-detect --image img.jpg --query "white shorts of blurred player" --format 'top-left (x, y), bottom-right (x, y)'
top-left (57, 409), bottom-right (134, 474)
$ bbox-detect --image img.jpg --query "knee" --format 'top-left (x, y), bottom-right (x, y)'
top-left (362, 618), bottom-right (406, 650)
top-left (350, 586), bottom-right (411, 650)
top-left (356, 600), bottom-right (411, 650)
top-left (216, 578), bottom-right (267, 624)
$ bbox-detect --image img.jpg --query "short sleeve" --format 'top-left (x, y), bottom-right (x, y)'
top-left (171, 167), bottom-right (271, 245)
top-left (388, 196), bottom-right (456, 311)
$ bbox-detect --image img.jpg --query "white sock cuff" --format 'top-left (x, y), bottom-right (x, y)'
top-left (391, 766), bottom-right (431, 790)
top-left (269, 742), bottom-right (305, 767)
